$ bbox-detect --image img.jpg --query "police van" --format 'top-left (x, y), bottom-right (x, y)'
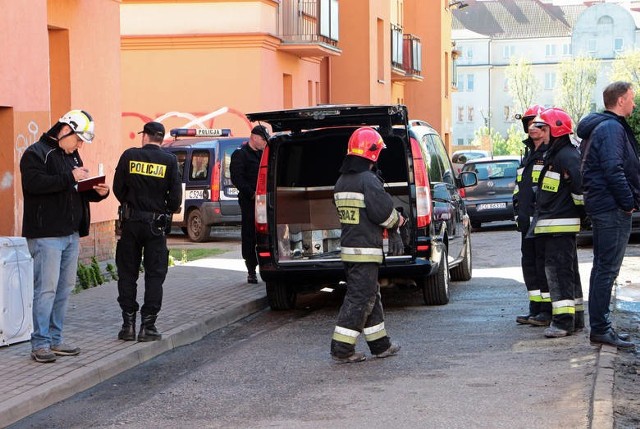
top-left (161, 128), bottom-right (246, 242)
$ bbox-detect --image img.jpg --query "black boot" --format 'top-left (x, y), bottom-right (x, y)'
top-left (118, 311), bottom-right (136, 341)
top-left (138, 314), bottom-right (162, 342)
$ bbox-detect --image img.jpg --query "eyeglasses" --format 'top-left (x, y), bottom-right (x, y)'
top-left (530, 123), bottom-right (548, 130)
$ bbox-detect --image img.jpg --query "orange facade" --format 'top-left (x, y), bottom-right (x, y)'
top-left (0, 0), bottom-right (121, 257)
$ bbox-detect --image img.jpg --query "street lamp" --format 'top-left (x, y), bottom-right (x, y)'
top-left (449, 1), bottom-right (469, 10)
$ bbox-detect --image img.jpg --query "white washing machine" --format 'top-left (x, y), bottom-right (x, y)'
top-left (0, 237), bottom-right (33, 346)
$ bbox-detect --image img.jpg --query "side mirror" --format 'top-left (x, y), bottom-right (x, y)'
top-left (460, 171), bottom-right (477, 187)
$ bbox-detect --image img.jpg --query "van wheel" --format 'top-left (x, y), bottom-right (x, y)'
top-left (266, 281), bottom-right (297, 311)
top-left (450, 234), bottom-right (472, 281)
top-left (421, 249), bottom-right (450, 305)
top-left (187, 209), bottom-right (211, 242)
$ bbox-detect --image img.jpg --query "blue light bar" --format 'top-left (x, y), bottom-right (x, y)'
top-left (170, 128), bottom-right (232, 137)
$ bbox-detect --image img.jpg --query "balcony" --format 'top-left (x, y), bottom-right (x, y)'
top-left (391, 31), bottom-right (423, 81)
top-left (278, 0), bottom-right (341, 58)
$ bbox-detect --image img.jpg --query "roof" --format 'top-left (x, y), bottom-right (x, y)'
top-left (452, 0), bottom-right (587, 39)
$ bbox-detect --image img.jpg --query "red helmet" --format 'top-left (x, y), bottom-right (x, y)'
top-left (519, 104), bottom-right (544, 132)
top-left (537, 108), bottom-right (573, 137)
top-left (347, 127), bottom-right (386, 162)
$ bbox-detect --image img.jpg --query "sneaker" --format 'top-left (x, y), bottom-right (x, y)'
top-left (544, 324), bottom-right (569, 338)
top-left (332, 352), bottom-right (366, 364)
top-left (247, 273), bottom-right (258, 284)
top-left (31, 348), bottom-right (56, 363)
top-left (375, 343), bottom-right (401, 359)
top-left (51, 343), bottom-right (81, 356)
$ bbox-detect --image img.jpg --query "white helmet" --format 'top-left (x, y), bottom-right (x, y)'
top-left (59, 110), bottom-right (95, 143)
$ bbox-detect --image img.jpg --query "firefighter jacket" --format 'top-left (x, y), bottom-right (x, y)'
top-left (113, 144), bottom-right (182, 215)
top-left (576, 111), bottom-right (640, 215)
top-left (513, 137), bottom-right (547, 226)
top-left (334, 168), bottom-right (400, 264)
top-left (532, 136), bottom-right (584, 235)
top-left (20, 133), bottom-right (109, 239)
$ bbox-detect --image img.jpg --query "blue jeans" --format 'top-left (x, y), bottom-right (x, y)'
top-left (28, 234), bottom-right (80, 350)
top-left (588, 209), bottom-right (632, 335)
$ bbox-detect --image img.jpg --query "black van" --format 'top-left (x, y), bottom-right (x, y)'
top-left (161, 129), bottom-right (246, 242)
top-left (246, 105), bottom-right (477, 310)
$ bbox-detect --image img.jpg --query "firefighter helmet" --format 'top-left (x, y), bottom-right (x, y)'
top-left (536, 108), bottom-right (573, 138)
top-left (59, 110), bottom-right (95, 143)
top-left (518, 104), bottom-right (544, 132)
top-left (346, 127), bottom-right (386, 162)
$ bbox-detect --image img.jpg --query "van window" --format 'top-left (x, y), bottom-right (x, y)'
top-left (174, 151), bottom-right (187, 180)
top-left (421, 134), bottom-right (445, 183)
top-left (190, 150), bottom-right (210, 180)
top-left (431, 134), bottom-right (455, 185)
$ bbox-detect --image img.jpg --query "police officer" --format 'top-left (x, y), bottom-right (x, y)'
top-left (331, 127), bottom-right (404, 363)
top-left (113, 121), bottom-right (182, 342)
top-left (513, 105), bottom-right (552, 327)
top-left (529, 108), bottom-right (585, 338)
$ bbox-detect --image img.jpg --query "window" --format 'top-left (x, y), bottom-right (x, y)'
top-left (502, 45), bottom-right (515, 59)
top-left (190, 151), bottom-right (210, 180)
top-left (175, 151), bottom-right (187, 179)
top-left (544, 72), bottom-right (556, 90)
top-left (504, 106), bottom-right (511, 121)
top-left (467, 106), bottom-right (474, 122)
top-left (458, 74), bottom-right (464, 91)
top-left (614, 38), bottom-right (624, 53)
top-left (467, 74), bottom-right (474, 92)
top-left (562, 44), bottom-right (572, 56)
top-left (588, 39), bottom-right (597, 53)
top-left (457, 138), bottom-right (465, 146)
top-left (545, 44), bottom-right (556, 57)
top-left (457, 106), bottom-right (464, 122)
top-left (466, 47), bottom-right (473, 59)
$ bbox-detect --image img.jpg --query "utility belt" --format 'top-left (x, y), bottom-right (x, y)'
top-left (116, 203), bottom-right (172, 236)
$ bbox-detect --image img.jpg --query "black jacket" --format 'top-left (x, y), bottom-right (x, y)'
top-left (20, 133), bottom-right (108, 238)
top-left (113, 144), bottom-right (182, 214)
top-left (576, 111), bottom-right (640, 215)
top-left (229, 142), bottom-right (262, 201)
top-left (513, 137), bottom-right (547, 227)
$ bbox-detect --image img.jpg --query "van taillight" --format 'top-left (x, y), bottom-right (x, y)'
top-left (409, 137), bottom-right (432, 228)
top-left (210, 161), bottom-right (220, 202)
top-left (458, 187), bottom-right (466, 198)
top-left (255, 145), bottom-right (269, 234)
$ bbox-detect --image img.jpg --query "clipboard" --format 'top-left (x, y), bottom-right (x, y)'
top-left (77, 175), bottom-right (106, 192)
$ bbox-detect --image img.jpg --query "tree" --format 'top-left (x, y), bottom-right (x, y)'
top-left (625, 94), bottom-right (640, 149)
top-left (610, 50), bottom-right (640, 89)
top-left (505, 57), bottom-right (540, 114)
top-left (471, 126), bottom-right (504, 154)
top-left (493, 124), bottom-right (526, 156)
top-left (555, 55), bottom-right (599, 127)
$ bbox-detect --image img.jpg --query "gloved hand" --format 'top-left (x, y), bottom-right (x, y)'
top-left (388, 228), bottom-right (404, 256)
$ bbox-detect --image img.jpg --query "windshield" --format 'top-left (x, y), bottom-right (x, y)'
top-left (463, 160), bottom-right (519, 180)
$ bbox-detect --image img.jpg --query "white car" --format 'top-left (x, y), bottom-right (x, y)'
top-left (451, 149), bottom-right (491, 174)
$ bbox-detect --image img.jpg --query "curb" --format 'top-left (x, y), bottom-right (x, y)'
top-left (591, 345), bottom-right (616, 429)
top-left (0, 297), bottom-right (268, 429)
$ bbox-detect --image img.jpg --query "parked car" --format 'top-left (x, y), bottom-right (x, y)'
top-left (161, 128), bottom-right (246, 242)
top-left (460, 156), bottom-right (520, 229)
top-left (451, 149), bottom-right (491, 174)
top-left (245, 105), bottom-right (477, 310)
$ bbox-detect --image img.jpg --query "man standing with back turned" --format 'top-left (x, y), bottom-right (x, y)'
top-left (577, 81), bottom-right (640, 350)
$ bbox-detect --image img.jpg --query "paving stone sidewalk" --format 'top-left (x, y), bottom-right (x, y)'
top-left (0, 253), bottom-right (267, 428)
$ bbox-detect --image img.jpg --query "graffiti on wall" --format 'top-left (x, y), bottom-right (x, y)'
top-left (15, 120), bottom-right (39, 158)
top-left (122, 107), bottom-right (253, 141)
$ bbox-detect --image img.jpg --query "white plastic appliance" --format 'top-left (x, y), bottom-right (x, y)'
top-left (0, 237), bottom-right (33, 346)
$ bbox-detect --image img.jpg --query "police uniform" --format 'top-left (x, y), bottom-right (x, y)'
top-left (113, 122), bottom-right (182, 341)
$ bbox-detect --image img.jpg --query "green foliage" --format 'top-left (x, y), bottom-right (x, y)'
top-left (505, 57), bottom-right (540, 113)
top-left (471, 126), bottom-right (504, 153)
top-left (626, 94), bottom-right (640, 150)
top-left (106, 263), bottom-right (118, 281)
top-left (556, 55), bottom-right (599, 127)
top-left (494, 124), bottom-right (526, 156)
top-left (91, 256), bottom-right (105, 285)
top-left (610, 50), bottom-right (640, 90)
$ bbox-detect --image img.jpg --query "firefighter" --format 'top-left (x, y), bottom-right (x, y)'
top-left (513, 105), bottom-right (552, 326)
top-left (530, 108), bottom-right (585, 338)
top-left (331, 127), bottom-right (405, 363)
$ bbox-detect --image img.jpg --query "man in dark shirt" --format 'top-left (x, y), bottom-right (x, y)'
top-left (113, 121), bottom-right (182, 342)
top-left (230, 125), bottom-right (269, 284)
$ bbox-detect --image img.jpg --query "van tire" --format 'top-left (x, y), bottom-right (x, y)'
top-left (266, 281), bottom-right (297, 311)
top-left (422, 249), bottom-right (449, 305)
top-left (450, 234), bottom-right (472, 281)
top-left (187, 209), bottom-right (212, 242)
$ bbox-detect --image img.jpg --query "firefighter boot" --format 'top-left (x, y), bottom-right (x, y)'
top-left (117, 311), bottom-right (136, 341)
top-left (528, 312), bottom-right (552, 327)
top-left (574, 310), bottom-right (585, 332)
top-left (138, 314), bottom-right (162, 342)
top-left (375, 343), bottom-right (401, 359)
top-left (516, 302), bottom-right (541, 325)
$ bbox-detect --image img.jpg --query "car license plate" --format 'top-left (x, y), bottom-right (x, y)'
top-left (477, 203), bottom-right (506, 211)
top-left (226, 187), bottom-right (239, 196)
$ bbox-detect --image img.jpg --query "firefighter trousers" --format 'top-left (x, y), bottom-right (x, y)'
top-left (520, 228), bottom-right (551, 316)
top-left (331, 262), bottom-right (391, 358)
top-left (541, 234), bottom-right (583, 332)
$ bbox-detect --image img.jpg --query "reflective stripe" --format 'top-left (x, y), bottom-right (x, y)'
top-left (575, 297), bottom-right (584, 312)
top-left (541, 292), bottom-right (551, 302)
top-left (541, 170), bottom-right (560, 193)
top-left (571, 193), bottom-right (584, 206)
top-left (332, 326), bottom-right (360, 344)
top-left (380, 209), bottom-right (399, 229)
top-left (363, 322), bottom-right (387, 342)
top-left (341, 246), bottom-right (383, 263)
top-left (513, 187), bottom-right (519, 196)
top-left (517, 167), bottom-right (524, 182)
top-left (552, 299), bottom-right (575, 315)
top-left (528, 289), bottom-right (542, 302)
top-left (534, 218), bottom-right (580, 234)
top-left (335, 192), bottom-right (366, 208)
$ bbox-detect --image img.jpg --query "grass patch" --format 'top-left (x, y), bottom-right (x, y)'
top-left (169, 248), bottom-right (226, 264)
